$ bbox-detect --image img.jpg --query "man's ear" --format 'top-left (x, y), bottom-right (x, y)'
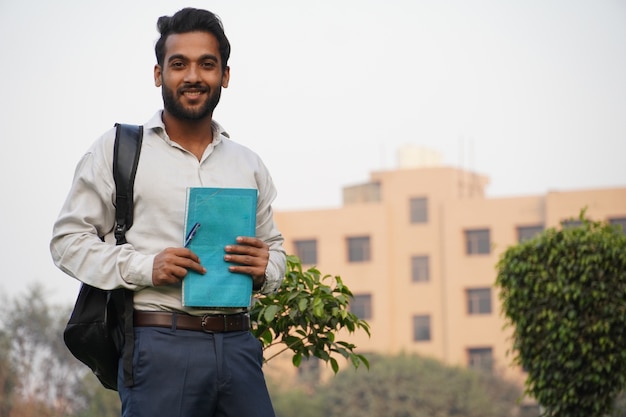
top-left (154, 65), bottom-right (162, 87)
top-left (221, 66), bottom-right (230, 88)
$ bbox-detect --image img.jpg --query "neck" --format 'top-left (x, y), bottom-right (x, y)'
top-left (162, 111), bottom-right (214, 160)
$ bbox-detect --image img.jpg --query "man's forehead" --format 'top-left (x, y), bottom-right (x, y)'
top-left (163, 31), bottom-right (221, 61)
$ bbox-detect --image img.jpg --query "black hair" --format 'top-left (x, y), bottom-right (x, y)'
top-left (155, 8), bottom-right (231, 70)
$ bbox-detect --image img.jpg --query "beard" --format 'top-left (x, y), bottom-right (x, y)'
top-left (161, 82), bottom-right (222, 120)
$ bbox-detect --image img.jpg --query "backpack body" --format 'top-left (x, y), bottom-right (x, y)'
top-left (63, 124), bottom-right (143, 391)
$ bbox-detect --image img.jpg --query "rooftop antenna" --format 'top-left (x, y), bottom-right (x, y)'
top-left (380, 143), bottom-right (386, 170)
top-left (469, 136), bottom-right (478, 197)
top-left (458, 135), bottom-right (465, 198)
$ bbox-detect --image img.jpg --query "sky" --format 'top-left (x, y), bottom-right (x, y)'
top-left (1, 0), bottom-right (625, 305)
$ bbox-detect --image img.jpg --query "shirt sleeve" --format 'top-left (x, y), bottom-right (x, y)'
top-left (255, 161), bottom-right (287, 294)
top-left (50, 134), bottom-right (154, 290)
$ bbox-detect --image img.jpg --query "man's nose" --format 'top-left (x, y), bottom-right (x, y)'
top-left (184, 64), bottom-right (200, 83)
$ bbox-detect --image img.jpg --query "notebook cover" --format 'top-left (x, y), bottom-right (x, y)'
top-left (182, 187), bottom-right (257, 307)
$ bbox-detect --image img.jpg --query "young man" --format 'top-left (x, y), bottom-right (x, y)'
top-left (51, 8), bottom-right (285, 417)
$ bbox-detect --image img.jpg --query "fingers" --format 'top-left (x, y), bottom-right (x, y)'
top-left (229, 236), bottom-right (267, 249)
top-left (224, 237), bottom-right (269, 281)
top-left (225, 237), bottom-right (268, 255)
top-left (224, 237), bottom-right (269, 263)
top-left (152, 247), bottom-right (206, 286)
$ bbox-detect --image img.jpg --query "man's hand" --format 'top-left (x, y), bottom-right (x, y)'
top-left (152, 247), bottom-right (206, 286)
top-left (224, 236), bottom-right (269, 289)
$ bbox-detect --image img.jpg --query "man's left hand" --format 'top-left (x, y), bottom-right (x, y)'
top-left (224, 236), bottom-right (269, 289)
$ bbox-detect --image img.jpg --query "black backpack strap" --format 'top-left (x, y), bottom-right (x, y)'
top-left (113, 124), bottom-right (143, 245)
top-left (112, 123), bottom-right (143, 388)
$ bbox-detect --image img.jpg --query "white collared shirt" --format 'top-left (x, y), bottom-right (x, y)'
top-left (51, 110), bottom-right (286, 313)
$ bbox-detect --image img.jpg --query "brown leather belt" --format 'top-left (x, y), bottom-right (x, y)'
top-left (134, 311), bottom-right (250, 333)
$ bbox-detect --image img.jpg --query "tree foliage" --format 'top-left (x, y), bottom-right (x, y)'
top-left (250, 255), bottom-right (370, 373)
top-left (72, 373), bottom-right (120, 417)
top-left (313, 353), bottom-right (521, 417)
top-left (496, 213), bottom-right (626, 416)
top-left (0, 286), bottom-right (84, 417)
top-left (267, 378), bottom-right (325, 417)
top-left (0, 327), bottom-right (18, 417)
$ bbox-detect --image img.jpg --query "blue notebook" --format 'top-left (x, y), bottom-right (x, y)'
top-left (182, 187), bottom-right (258, 307)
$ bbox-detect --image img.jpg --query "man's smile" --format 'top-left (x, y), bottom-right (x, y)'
top-left (179, 86), bottom-right (209, 100)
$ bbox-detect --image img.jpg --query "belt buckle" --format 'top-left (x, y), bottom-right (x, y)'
top-left (201, 314), bottom-right (228, 333)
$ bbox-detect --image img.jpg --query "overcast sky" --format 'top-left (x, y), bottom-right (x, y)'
top-left (1, 0), bottom-right (625, 304)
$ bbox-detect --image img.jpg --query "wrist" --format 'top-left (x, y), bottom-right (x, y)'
top-left (253, 271), bottom-right (268, 292)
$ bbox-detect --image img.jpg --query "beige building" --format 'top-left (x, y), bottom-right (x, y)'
top-left (270, 151), bottom-right (626, 390)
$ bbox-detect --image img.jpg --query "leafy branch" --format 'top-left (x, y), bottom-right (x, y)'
top-left (250, 255), bottom-right (370, 373)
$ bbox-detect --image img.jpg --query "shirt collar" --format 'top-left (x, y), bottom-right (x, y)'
top-left (144, 110), bottom-right (230, 144)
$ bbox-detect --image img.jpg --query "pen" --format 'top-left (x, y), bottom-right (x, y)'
top-left (184, 222), bottom-right (201, 248)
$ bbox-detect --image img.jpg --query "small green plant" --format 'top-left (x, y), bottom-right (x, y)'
top-left (250, 255), bottom-right (370, 373)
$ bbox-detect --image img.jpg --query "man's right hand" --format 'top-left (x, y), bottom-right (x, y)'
top-left (152, 247), bottom-right (206, 286)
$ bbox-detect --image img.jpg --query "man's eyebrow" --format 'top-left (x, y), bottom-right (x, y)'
top-left (167, 54), bottom-right (187, 63)
top-left (167, 53), bottom-right (219, 63)
top-left (198, 54), bottom-right (219, 62)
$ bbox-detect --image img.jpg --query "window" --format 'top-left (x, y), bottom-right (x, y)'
top-left (351, 294), bottom-right (372, 320)
top-left (465, 229), bottom-right (490, 255)
top-left (562, 219), bottom-right (583, 229)
top-left (409, 197), bottom-right (428, 223)
top-left (609, 217), bottom-right (626, 235)
top-left (347, 236), bottom-right (371, 262)
top-left (411, 255), bottom-right (430, 282)
top-left (294, 239), bottom-right (317, 265)
top-left (467, 347), bottom-right (493, 372)
top-left (467, 288), bottom-right (492, 314)
top-left (413, 315), bottom-right (431, 341)
top-left (517, 225), bottom-right (544, 242)
top-left (519, 404), bottom-right (541, 417)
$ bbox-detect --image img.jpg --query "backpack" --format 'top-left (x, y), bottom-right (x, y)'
top-left (63, 124), bottom-right (143, 391)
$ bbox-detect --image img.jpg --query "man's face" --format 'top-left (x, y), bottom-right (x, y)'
top-left (154, 31), bottom-right (230, 121)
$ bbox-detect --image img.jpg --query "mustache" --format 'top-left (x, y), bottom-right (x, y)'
top-left (178, 84), bottom-right (209, 94)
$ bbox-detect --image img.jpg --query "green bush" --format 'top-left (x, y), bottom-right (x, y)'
top-left (496, 213), bottom-right (626, 416)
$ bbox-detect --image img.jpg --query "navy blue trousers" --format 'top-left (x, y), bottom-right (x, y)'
top-left (118, 326), bottom-right (275, 417)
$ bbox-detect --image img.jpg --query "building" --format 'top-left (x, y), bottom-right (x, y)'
top-left (269, 150), bottom-right (626, 390)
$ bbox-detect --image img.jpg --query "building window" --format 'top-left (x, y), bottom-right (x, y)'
top-left (517, 225), bottom-right (544, 242)
top-left (562, 219), bottom-right (583, 229)
top-left (465, 229), bottom-right (490, 255)
top-left (467, 288), bottom-right (492, 315)
top-left (411, 255), bottom-right (430, 282)
top-left (347, 236), bottom-right (371, 262)
top-left (409, 197), bottom-right (428, 223)
top-left (609, 217), bottom-right (626, 234)
top-left (467, 347), bottom-right (493, 372)
top-left (294, 239), bottom-right (317, 265)
top-left (519, 404), bottom-right (541, 417)
top-left (413, 315), bottom-right (431, 341)
top-left (351, 294), bottom-right (372, 320)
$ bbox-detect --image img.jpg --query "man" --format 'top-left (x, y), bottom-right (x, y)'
top-left (51, 8), bottom-right (285, 417)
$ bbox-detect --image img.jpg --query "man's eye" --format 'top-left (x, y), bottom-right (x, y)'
top-left (202, 62), bottom-right (216, 69)
top-left (171, 62), bottom-right (185, 68)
